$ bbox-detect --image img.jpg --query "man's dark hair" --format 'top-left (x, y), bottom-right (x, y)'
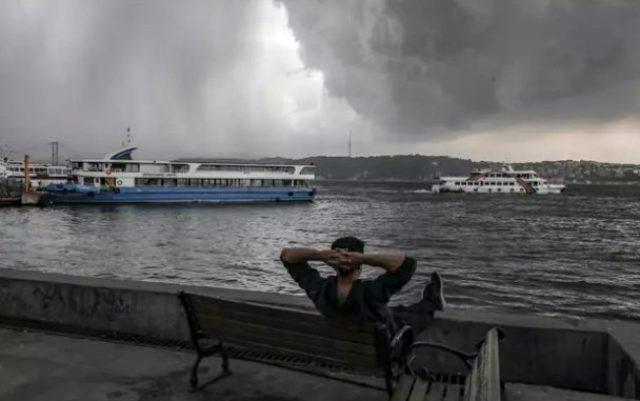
top-left (331, 236), bottom-right (365, 253)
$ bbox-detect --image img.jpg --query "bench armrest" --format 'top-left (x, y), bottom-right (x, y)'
top-left (409, 342), bottom-right (477, 370)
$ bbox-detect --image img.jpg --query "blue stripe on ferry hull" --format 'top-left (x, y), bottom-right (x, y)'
top-left (49, 186), bottom-right (316, 204)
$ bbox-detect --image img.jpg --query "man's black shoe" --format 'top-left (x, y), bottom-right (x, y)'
top-left (422, 271), bottom-right (446, 311)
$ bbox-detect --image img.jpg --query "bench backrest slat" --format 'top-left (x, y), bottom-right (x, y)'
top-left (198, 315), bottom-right (377, 367)
top-left (188, 294), bottom-right (379, 371)
top-left (192, 296), bottom-right (376, 344)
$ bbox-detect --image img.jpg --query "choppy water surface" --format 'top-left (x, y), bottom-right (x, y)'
top-left (1, 182), bottom-right (639, 321)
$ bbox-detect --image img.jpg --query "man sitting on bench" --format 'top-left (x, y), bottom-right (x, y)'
top-left (280, 236), bottom-right (445, 336)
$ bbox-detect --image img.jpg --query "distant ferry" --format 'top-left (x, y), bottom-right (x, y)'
top-left (432, 165), bottom-right (565, 194)
top-left (46, 147), bottom-right (316, 203)
top-left (0, 157), bottom-right (70, 189)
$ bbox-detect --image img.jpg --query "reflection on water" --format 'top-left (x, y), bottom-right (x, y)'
top-left (1, 182), bottom-right (639, 321)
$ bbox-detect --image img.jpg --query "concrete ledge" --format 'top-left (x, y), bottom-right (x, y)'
top-left (0, 268), bottom-right (638, 398)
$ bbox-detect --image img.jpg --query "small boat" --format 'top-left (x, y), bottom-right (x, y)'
top-left (432, 165), bottom-right (565, 194)
top-left (46, 147), bottom-right (316, 204)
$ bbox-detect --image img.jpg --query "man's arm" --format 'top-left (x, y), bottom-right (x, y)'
top-left (350, 252), bottom-right (416, 303)
top-left (348, 252), bottom-right (406, 273)
top-left (280, 248), bottom-right (331, 265)
top-left (280, 248), bottom-right (337, 305)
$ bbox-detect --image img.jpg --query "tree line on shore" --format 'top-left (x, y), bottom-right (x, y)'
top-left (257, 155), bottom-right (640, 183)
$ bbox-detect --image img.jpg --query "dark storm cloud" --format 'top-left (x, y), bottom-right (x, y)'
top-left (281, 0), bottom-right (640, 136)
top-left (0, 1), bottom-right (307, 160)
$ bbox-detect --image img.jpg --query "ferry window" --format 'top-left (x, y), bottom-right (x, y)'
top-left (455, 181), bottom-right (460, 185)
top-left (125, 164), bottom-right (140, 173)
top-left (171, 164), bottom-right (189, 173)
top-left (84, 177), bottom-right (95, 185)
top-left (510, 188), bottom-right (515, 193)
top-left (177, 178), bottom-right (189, 186)
top-left (300, 166), bottom-right (315, 175)
top-left (189, 179), bottom-right (201, 186)
top-left (488, 188), bottom-right (492, 193)
top-left (283, 179), bottom-right (292, 186)
top-left (162, 179), bottom-right (177, 187)
top-left (533, 182), bottom-right (538, 186)
top-left (86, 163), bottom-right (101, 171)
top-left (497, 188), bottom-right (501, 192)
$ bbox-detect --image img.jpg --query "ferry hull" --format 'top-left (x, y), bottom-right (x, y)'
top-left (47, 186), bottom-right (316, 204)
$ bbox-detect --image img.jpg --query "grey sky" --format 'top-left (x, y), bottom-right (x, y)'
top-left (1, 0), bottom-right (639, 162)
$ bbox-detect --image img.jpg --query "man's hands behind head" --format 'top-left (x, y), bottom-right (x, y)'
top-left (324, 249), bottom-right (363, 275)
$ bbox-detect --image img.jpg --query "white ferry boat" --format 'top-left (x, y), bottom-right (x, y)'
top-left (0, 157), bottom-right (70, 189)
top-left (45, 147), bottom-right (316, 203)
top-left (432, 165), bottom-right (565, 194)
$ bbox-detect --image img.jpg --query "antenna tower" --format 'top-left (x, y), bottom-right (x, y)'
top-left (49, 141), bottom-right (60, 165)
top-left (122, 127), bottom-right (133, 147)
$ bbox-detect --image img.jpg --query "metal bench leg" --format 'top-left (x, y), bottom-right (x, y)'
top-left (221, 343), bottom-right (230, 374)
top-left (384, 367), bottom-right (395, 399)
top-left (190, 354), bottom-right (203, 388)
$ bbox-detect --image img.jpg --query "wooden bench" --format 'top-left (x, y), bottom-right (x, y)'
top-left (178, 291), bottom-right (413, 393)
top-left (391, 328), bottom-right (503, 401)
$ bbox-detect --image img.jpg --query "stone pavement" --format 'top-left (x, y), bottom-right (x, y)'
top-left (0, 327), bottom-right (385, 401)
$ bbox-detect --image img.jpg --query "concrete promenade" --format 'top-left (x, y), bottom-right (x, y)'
top-left (0, 327), bottom-right (384, 401)
top-left (2, 327), bottom-right (636, 401)
top-left (0, 268), bottom-right (638, 400)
